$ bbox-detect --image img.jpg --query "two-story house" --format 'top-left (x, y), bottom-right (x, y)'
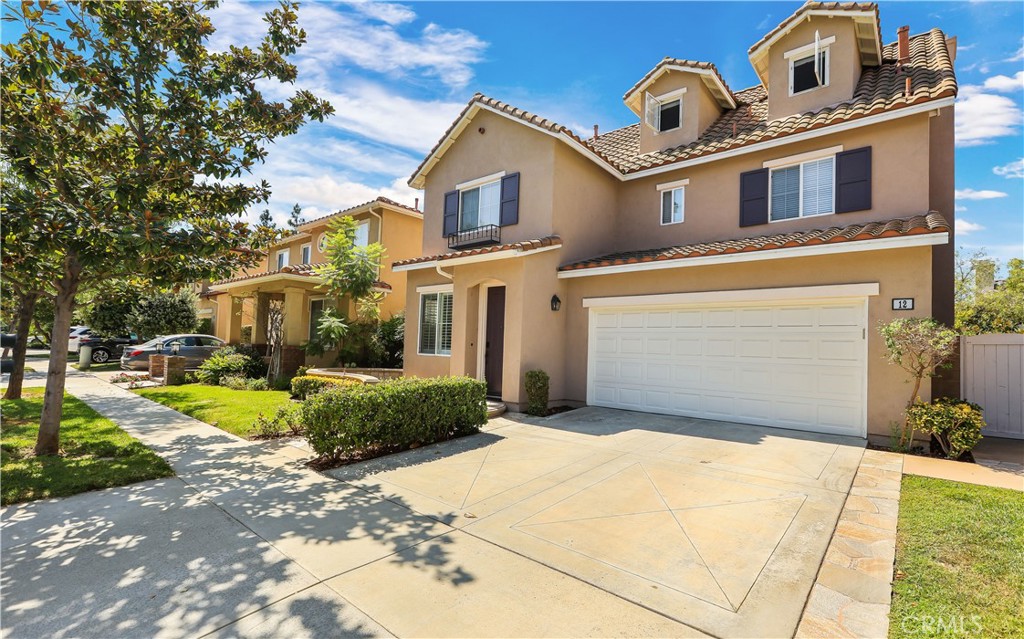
top-left (210, 197), bottom-right (423, 374)
top-left (394, 2), bottom-right (957, 441)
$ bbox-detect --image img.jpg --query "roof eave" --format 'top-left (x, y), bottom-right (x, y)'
top-left (624, 64), bottom-right (737, 114)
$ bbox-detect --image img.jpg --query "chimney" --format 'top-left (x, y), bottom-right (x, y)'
top-left (905, 76), bottom-right (912, 97)
top-left (414, 197), bottom-right (419, 211)
top-left (897, 25), bottom-right (910, 64)
top-left (593, 124), bottom-right (599, 138)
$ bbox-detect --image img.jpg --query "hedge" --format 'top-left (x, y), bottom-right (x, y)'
top-left (290, 374), bottom-right (362, 399)
top-left (524, 369), bottom-right (550, 416)
top-left (302, 376), bottom-right (487, 458)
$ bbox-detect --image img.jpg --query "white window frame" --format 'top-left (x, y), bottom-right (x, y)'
top-left (308, 296), bottom-right (333, 341)
top-left (275, 249), bottom-right (289, 270)
top-left (768, 156), bottom-right (837, 223)
top-left (656, 178), bottom-right (689, 226)
top-left (417, 289), bottom-right (453, 357)
top-left (456, 172), bottom-right (504, 231)
top-left (645, 88), bottom-right (686, 134)
top-left (300, 243), bottom-right (312, 264)
top-left (786, 35), bottom-right (835, 96)
top-left (353, 221), bottom-right (370, 248)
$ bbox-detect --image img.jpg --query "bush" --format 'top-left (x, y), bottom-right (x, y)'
top-left (906, 397), bottom-right (986, 459)
top-left (130, 290), bottom-right (198, 338)
top-left (220, 375), bottom-right (269, 391)
top-left (251, 403), bottom-right (303, 439)
top-left (370, 313), bottom-right (404, 368)
top-left (525, 369), bottom-right (550, 416)
top-left (196, 345), bottom-right (267, 385)
top-left (302, 376), bottom-right (487, 458)
top-left (290, 374), bottom-right (361, 400)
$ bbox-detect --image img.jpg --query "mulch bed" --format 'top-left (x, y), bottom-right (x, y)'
top-left (867, 437), bottom-right (976, 464)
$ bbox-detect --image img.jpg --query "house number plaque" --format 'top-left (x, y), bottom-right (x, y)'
top-left (892, 298), bottom-right (915, 311)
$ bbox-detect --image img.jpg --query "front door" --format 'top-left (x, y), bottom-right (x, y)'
top-left (485, 286), bottom-right (506, 398)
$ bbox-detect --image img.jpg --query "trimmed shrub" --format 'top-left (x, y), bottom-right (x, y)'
top-left (222, 375), bottom-right (271, 391)
top-left (196, 345), bottom-right (267, 385)
top-left (251, 403), bottom-right (303, 439)
top-left (524, 370), bottom-right (550, 416)
top-left (302, 376), bottom-right (487, 458)
top-left (906, 397), bottom-right (986, 459)
top-left (290, 374), bottom-right (362, 399)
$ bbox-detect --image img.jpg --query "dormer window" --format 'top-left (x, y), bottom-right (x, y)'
top-left (786, 34), bottom-right (834, 96)
top-left (645, 88), bottom-right (686, 133)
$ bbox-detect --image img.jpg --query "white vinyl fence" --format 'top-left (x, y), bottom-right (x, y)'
top-left (961, 334), bottom-right (1024, 439)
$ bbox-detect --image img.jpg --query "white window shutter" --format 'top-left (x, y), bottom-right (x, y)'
top-left (645, 92), bottom-right (660, 131)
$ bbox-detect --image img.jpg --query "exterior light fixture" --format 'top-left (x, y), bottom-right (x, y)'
top-left (550, 295), bottom-right (561, 312)
top-left (170, 341), bottom-right (181, 356)
top-left (155, 341), bottom-right (164, 354)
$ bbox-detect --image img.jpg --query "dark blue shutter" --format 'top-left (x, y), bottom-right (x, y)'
top-left (739, 168), bottom-right (769, 227)
top-left (443, 190), bottom-right (459, 237)
top-left (835, 146), bottom-right (872, 213)
top-left (499, 172), bottom-right (520, 226)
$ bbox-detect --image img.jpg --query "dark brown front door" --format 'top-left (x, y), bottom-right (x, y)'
top-left (485, 286), bottom-right (506, 398)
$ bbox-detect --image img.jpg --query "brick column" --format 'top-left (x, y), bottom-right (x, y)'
top-left (164, 355), bottom-right (187, 386)
top-left (148, 354), bottom-right (166, 379)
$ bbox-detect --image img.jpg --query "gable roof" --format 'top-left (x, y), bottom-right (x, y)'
top-left (298, 196), bottom-right (422, 231)
top-left (410, 29), bottom-right (954, 188)
top-left (747, 2), bottom-right (882, 85)
top-left (623, 58), bottom-right (737, 113)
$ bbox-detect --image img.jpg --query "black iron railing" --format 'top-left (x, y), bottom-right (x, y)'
top-left (448, 224), bottom-right (501, 249)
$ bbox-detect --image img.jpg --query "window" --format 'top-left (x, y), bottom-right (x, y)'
top-left (418, 292), bottom-right (453, 356)
top-left (786, 35), bottom-right (833, 95)
top-left (300, 243), bottom-right (312, 264)
top-left (317, 233), bottom-right (327, 253)
top-left (660, 188), bottom-right (684, 225)
top-left (199, 337), bottom-right (223, 347)
top-left (460, 180), bottom-right (500, 231)
top-left (275, 249), bottom-right (289, 270)
top-left (770, 157), bottom-right (835, 221)
top-left (354, 221), bottom-right (370, 247)
top-left (309, 298), bottom-right (335, 340)
top-left (645, 89), bottom-right (685, 133)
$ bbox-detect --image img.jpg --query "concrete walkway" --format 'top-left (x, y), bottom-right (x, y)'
top-left (2, 378), bottom-right (708, 638)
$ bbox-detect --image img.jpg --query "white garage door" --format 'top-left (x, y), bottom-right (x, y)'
top-left (588, 299), bottom-right (867, 437)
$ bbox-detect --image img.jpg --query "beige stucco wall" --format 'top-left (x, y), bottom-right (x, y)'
top-left (561, 246), bottom-right (936, 438)
top-left (765, 15), bottom-right (863, 121)
top-left (551, 143), bottom-right (621, 264)
top-left (379, 208), bottom-right (424, 319)
top-left (637, 71), bottom-right (724, 154)
top-left (420, 109), bottom-right (557, 255)
top-left (614, 114), bottom-right (932, 252)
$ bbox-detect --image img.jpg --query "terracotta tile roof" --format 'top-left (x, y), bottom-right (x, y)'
top-left (586, 29), bottom-right (955, 174)
top-left (394, 236), bottom-right (562, 268)
top-left (748, 2), bottom-right (879, 56)
top-left (623, 58), bottom-right (735, 105)
top-left (212, 263), bottom-right (391, 291)
top-left (559, 213), bottom-right (949, 272)
top-left (299, 196), bottom-right (422, 230)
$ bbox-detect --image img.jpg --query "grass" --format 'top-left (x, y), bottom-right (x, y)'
top-left (890, 475), bottom-right (1024, 639)
top-left (0, 389), bottom-right (174, 506)
top-left (134, 383), bottom-right (293, 438)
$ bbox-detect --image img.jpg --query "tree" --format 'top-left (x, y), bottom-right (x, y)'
top-left (879, 317), bottom-right (959, 448)
top-left (129, 290), bottom-right (199, 339)
top-left (257, 208), bottom-right (277, 230)
top-left (315, 215), bottom-right (387, 320)
top-left (82, 280), bottom-right (141, 336)
top-left (287, 203), bottom-right (305, 231)
top-left (2, 1), bottom-right (332, 454)
top-left (956, 258), bottom-right (1024, 335)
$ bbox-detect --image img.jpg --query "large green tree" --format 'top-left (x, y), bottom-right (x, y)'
top-left (956, 258), bottom-right (1024, 335)
top-left (1, 0), bottom-right (332, 454)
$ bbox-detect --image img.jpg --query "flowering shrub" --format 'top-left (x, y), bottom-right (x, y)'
top-left (906, 397), bottom-right (986, 459)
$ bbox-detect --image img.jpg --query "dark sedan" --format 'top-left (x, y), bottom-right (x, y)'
top-left (120, 334), bottom-right (226, 371)
top-left (79, 333), bottom-right (140, 363)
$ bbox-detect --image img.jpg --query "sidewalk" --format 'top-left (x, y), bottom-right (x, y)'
top-left (1, 376), bottom-right (697, 638)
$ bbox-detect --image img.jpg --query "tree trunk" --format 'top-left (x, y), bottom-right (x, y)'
top-left (36, 259), bottom-right (81, 456)
top-left (3, 289), bottom-right (40, 400)
top-left (902, 374), bottom-right (925, 448)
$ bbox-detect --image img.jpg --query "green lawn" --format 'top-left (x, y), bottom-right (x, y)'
top-left (1, 389), bottom-right (174, 506)
top-left (890, 475), bottom-right (1024, 639)
top-left (134, 384), bottom-right (293, 438)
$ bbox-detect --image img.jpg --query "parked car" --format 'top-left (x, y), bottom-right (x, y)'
top-left (120, 334), bottom-right (226, 371)
top-left (68, 326), bottom-right (91, 353)
top-left (79, 333), bottom-right (141, 364)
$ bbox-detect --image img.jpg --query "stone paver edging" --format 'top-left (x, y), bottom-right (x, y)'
top-left (796, 449), bottom-right (903, 638)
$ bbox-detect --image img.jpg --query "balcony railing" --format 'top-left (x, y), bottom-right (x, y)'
top-left (448, 224), bottom-right (501, 249)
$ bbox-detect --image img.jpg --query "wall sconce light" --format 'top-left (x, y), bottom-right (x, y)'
top-left (170, 341), bottom-right (181, 356)
top-left (550, 295), bottom-right (561, 312)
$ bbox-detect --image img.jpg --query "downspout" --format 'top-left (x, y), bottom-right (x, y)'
top-left (435, 264), bottom-right (453, 280)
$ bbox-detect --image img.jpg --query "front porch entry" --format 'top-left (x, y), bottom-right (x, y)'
top-left (483, 286), bottom-right (506, 398)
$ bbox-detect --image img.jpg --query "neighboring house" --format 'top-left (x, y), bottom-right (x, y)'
top-left (395, 2), bottom-right (957, 441)
top-left (210, 197), bottom-right (423, 374)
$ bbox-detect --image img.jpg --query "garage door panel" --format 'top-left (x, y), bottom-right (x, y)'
top-left (589, 299), bottom-right (866, 437)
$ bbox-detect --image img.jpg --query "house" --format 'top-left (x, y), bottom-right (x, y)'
top-left (394, 2), bottom-right (957, 441)
top-left (210, 197), bottom-right (423, 374)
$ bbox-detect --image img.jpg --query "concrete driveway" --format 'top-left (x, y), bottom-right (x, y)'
top-left (326, 407), bottom-right (865, 638)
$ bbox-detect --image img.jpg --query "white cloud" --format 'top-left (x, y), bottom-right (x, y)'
top-left (955, 84), bottom-right (1022, 147)
top-left (993, 158), bottom-right (1024, 179)
top-left (983, 71), bottom-right (1024, 93)
top-left (1008, 40), bottom-right (1024, 63)
top-left (345, 1), bottom-right (416, 26)
top-left (955, 219), bottom-right (986, 235)
top-left (955, 204), bottom-right (968, 212)
top-left (955, 188), bottom-right (1009, 200)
